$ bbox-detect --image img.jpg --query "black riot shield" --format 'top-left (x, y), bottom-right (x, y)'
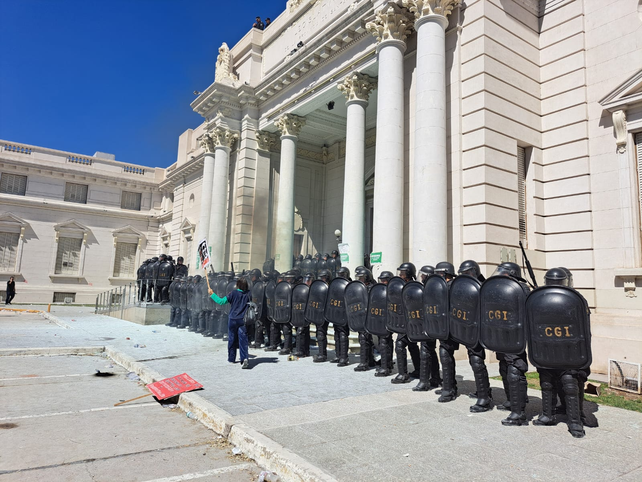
top-left (224, 280), bottom-right (236, 315)
top-left (324, 277), bottom-right (349, 326)
top-left (265, 280), bottom-right (276, 322)
top-left (403, 281), bottom-right (429, 342)
top-left (526, 286), bottom-right (591, 370)
top-left (327, 257), bottom-right (338, 276)
top-left (273, 281), bottom-right (292, 324)
top-left (386, 277), bottom-right (406, 334)
top-left (365, 283), bottom-right (389, 336)
top-left (305, 280), bottom-right (328, 325)
top-left (345, 281), bottom-right (369, 333)
top-left (423, 275), bottom-right (450, 340)
top-left (301, 258), bottom-right (315, 275)
top-left (215, 277), bottom-right (228, 313)
top-left (157, 261), bottom-right (173, 286)
top-left (448, 275), bottom-right (482, 348)
top-left (479, 276), bottom-right (529, 354)
top-left (251, 280), bottom-right (265, 320)
top-left (290, 284), bottom-right (310, 328)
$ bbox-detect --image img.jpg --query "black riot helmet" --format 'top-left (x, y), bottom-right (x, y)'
top-left (322, 253), bottom-right (329, 260)
top-left (356, 267), bottom-right (373, 285)
top-left (303, 273), bottom-right (315, 286)
top-left (544, 267), bottom-right (569, 287)
top-left (187, 276), bottom-right (193, 282)
top-left (167, 255), bottom-right (173, 262)
top-left (314, 253), bottom-right (321, 259)
top-left (397, 262), bottom-right (416, 281)
top-left (378, 271), bottom-right (394, 285)
top-left (435, 262), bottom-right (456, 281)
top-left (276, 273), bottom-right (285, 283)
top-left (144, 259), bottom-right (151, 264)
top-left (250, 268), bottom-right (262, 281)
top-left (177, 256), bottom-right (184, 265)
top-left (458, 260), bottom-right (485, 281)
top-left (159, 253), bottom-right (168, 261)
top-left (336, 266), bottom-right (351, 280)
top-left (151, 256), bottom-right (159, 262)
top-left (317, 269), bottom-right (332, 284)
top-left (225, 270), bottom-right (234, 278)
top-left (331, 250), bottom-right (339, 258)
top-left (419, 265), bottom-right (434, 283)
top-left (493, 262), bottom-right (522, 279)
top-left (284, 271), bottom-right (297, 284)
top-left (304, 254), bottom-right (313, 259)
top-left (559, 267), bottom-right (574, 288)
top-left (193, 275), bottom-right (202, 283)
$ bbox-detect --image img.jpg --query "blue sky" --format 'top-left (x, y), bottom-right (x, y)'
top-left (0, 0), bottom-right (284, 168)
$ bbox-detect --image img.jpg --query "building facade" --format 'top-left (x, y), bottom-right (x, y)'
top-left (2, 0), bottom-right (641, 372)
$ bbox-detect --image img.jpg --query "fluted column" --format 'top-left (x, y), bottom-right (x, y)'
top-left (366, 4), bottom-right (413, 275)
top-left (338, 73), bottom-right (377, 273)
top-left (403, 0), bottom-right (460, 265)
top-left (274, 114), bottom-right (306, 273)
top-left (209, 126), bottom-right (239, 271)
top-left (197, 134), bottom-right (216, 248)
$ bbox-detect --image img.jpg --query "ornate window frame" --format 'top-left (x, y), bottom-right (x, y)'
top-left (49, 219), bottom-right (91, 281)
top-left (0, 212), bottom-right (29, 275)
top-left (109, 225), bottom-right (146, 282)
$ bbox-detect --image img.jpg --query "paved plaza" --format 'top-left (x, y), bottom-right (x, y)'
top-left (1, 307), bottom-right (641, 481)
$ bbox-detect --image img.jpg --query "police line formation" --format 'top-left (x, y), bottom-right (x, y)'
top-left (137, 252), bottom-right (592, 439)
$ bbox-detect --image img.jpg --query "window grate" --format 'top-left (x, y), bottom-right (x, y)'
top-left (55, 237), bottom-right (82, 275)
top-left (53, 292), bottom-right (76, 303)
top-left (113, 242), bottom-right (137, 277)
top-left (64, 183), bottom-right (88, 204)
top-left (517, 147), bottom-right (527, 244)
top-left (0, 173), bottom-right (27, 196)
top-left (0, 232), bottom-right (19, 271)
top-left (121, 191), bottom-right (142, 211)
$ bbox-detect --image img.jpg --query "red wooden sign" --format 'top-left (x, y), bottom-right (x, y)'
top-left (146, 373), bottom-right (202, 400)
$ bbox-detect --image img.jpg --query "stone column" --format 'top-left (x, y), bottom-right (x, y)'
top-left (338, 72), bottom-right (377, 273)
top-left (273, 114), bottom-right (306, 273)
top-left (197, 134), bottom-right (216, 247)
top-left (366, 4), bottom-right (413, 275)
top-left (403, 0), bottom-right (460, 265)
top-left (209, 126), bottom-right (239, 271)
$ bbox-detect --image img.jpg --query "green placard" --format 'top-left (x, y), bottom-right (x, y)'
top-left (340, 253), bottom-right (349, 263)
top-left (370, 252), bottom-right (382, 264)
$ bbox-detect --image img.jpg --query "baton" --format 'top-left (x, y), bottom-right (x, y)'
top-left (519, 241), bottom-right (538, 289)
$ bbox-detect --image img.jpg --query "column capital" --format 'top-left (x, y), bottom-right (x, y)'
top-left (199, 133), bottom-right (216, 154)
top-left (401, 0), bottom-right (461, 22)
top-left (338, 72), bottom-right (378, 104)
top-left (256, 130), bottom-right (278, 152)
top-left (210, 125), bottom-right (239, 149)
top-left (366, 3), bottom-right (413, 45)
top-left (275, 113), bottom-right (306, 138)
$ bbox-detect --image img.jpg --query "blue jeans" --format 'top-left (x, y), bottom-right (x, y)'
top-left (228, 317), bottom-right (248, 363)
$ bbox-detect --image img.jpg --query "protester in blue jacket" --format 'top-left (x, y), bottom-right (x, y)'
top-left (209, 278), bottom-right (251, 369)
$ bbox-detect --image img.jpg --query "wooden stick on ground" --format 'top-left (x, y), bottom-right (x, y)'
top-left (114, 392), bottom-right (154, 406)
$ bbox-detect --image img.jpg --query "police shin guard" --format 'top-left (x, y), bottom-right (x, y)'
top-left (375, 336), bottom-right (391, 377)
top-left (392, 338), bottom-right (410, 384)
top-left (497, 360), bottom-right (511, 411)
top-left (501, 365), bottom-right (528, 426)
top-left (188, 312), bottom-right (198, 332)
top-left (313, 324), bottom-right (327, 362)
top-left (293, 328), bottom-right (307, 357)
top-left (561, 374), bottom-right (585, 438)
top-left (279, 325), bottom-right (292, 355)
top-left (413, 342), bottom-right (431, 391)
top-left (408, 342), bottom-right (421, 379)
top-left (265, 322), bottom-right (280, 351)
top-left (438, 346), bottom-right (458, 402)
top-left (469, 355), bottom-right (492, 413)
top-left (337, 329), bottom-right (350, 367)
top-left (354, 332), bottom-right (370, 371)
top-left (196, 312), bottom-right (206, 333)
top-left (534, 371), bottom-right (556, 426)
top-left (178, 309), bottom-right (189, 328)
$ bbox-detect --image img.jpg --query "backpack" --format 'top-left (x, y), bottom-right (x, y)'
top-left (244, 301), bottom-right (259, 326)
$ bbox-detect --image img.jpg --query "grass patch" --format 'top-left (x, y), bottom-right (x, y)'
top-left (491, 372), bottom-right (642, 413)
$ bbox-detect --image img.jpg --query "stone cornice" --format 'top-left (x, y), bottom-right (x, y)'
top-left (401, 0), bottom-right (461, 20)
top-left (275, 114), bottom-right (307, 137)
top-left (338, 72), bottom-right (377, 103)
top-left (366, 3), bottom-right (413, 44)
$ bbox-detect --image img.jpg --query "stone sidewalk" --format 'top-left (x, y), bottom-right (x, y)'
top-left (1, 306), bottom-right (641, 481)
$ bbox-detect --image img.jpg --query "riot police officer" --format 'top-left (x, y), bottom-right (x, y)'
top-left (178, 275), bottom-right (192, 328)
top-left (353, 267), bottom-right (376, 371)
top-left (137, 260), bottom-right (150, 302)
top-left (144, 257), bottom-right (158, 302)
top-left (167, 276), bottom-right (182, 327)
top-left (328, 249), bottom-right (342, 277)
top-left (278, 271), bottom-right (298, 355)
top-left (413, 265), bottom-right (442, 391)
top-left (374, 271), bottom-right (395, 377)
top-left (434, 261), bottom-right (459, 402)
top-left (156, 254), bottom-right (174, 303)
top-left (175, 256), bottom-right (189, 278)
top-left (265, 272), bottom-right (284, 351)
top-left (332, 267), bottom-right (352, 366)
top-left (390, 263), bottom-right (421, 384)
top-left (312, 269), bottom-right (332, 362)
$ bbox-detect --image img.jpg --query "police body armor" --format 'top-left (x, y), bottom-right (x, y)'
top-left (157, 260), bottom-right (173, 286)
top-left (273, 281), bottom-right (292, 324)
top-left (175, 264), bottom-right (188, 278)
top-left (251, 280), bottom-right (265, 320)
top-left (423, 274), bottom-right (450, 340)
top-left (365, 283), bottom-right (389, 336)
top-left (324, 277), bottom-right (349, 327)
top-left (448, 274), bottom-right (482, 348)
top-left (479, 276), bottom-right (529, 354)
top-left (290, 284), bottom-right (310, 328)
top-left (305, 280), bottom-right (328, 325)
top-left (327, 257), bottom-right (338, 277)
top-left (145, 262), bottom-right (155, 286)
top-left (402, 281), bottom-right (429, 342)
top-left (385, 276), bottom-right (406, 334)
top-left (526, 285), bottom-right (591, 370)
top-left (224, 279), bottom-right (236, 316)
top-left (301, 258), bottom-right (315, 275)
top-left (179, 280), bottom-right (189, 311)
top-left (265, 280), bottom-right (276, 322)
top-left (169, 280), bottom-right (180, 309)
top-left (345, 281), bottom-right (368, 333)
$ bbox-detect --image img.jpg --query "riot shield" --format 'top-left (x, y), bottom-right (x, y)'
top-left (345, 281), bottom-right (368, 333)
top-left (479, 276), bottom-right (529, 354)
top-left (448, 275), bottom-right (481, 348)
top-left (291, 284), bottom-right (310, 328)
top-left (251, 280), bottom-right (265, 320)
top-left (324, 277), bottom-right (349, 326)
top-left (403, 281), bottom-right (429, 342)
top-left (386, 276), bottom-right (406, 334)
top-left (301, 258), bottom-right (315, 275)
top-left (214, 277), bottom-right (227, 312)
top-left (265, 280), bottom-right (276, 322)
top-left (365, 283), bottom-right (389, 336)
top-left (526, 286), bottom-right (591, 370)
top-left (305, 280), bottom-right (328, 325)
top-left (423, 274), bottom-right (450, 340)
top-left (224, 280), bottom-right (236, 315)
top-left (273, 281), bottom-right (292, 324)
top-left (327, 257), bottom-right (338, 276)
top-left (157, 261), bottom-right (173, 285)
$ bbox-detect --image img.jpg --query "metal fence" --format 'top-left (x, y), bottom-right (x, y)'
top-left (95, 282), bottom-right (140, 318)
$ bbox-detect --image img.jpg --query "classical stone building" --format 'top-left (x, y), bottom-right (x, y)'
top-left (2, 0), bottom-right (641, 372)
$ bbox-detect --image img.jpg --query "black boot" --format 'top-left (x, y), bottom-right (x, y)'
top-left (375, 336), bottom-right (391, 377)
top-left (279, 324), bottom-right (292, 355)
top-left (330, 327), bottom-right (340, 363)
top-left (469, 354), bottom-right (492, 413)
top-left (392, 336), bottom-right (410, 384)
top-left (497, 359), bottom-right (511, 411)
top-left (502, 365), bottom-right (528, 426)
top-left (354, 332), bottom-right (370, 371)
top-left (413, 342), bottom-right (431, 391)
top-left (313, 324), bottom-right (328, 362)
top-left (438, 345), bottom-right (458, 402)
top-left (562, 374), bottom-right (585, 438)
top-left (408, 341), bottom-right (421, 379)
top-left (337, 329), bottom-right (350, 366)
top-left (293, 327), bottom-right (307, 357)
top-left (533, 370), bottom-right (556, 426)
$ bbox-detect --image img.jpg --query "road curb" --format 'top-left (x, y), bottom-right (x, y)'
top-left (42, 311), bottom-right (73, 329)
top-left (104, 345), bottom-right (337, 482)
top-left (0, 346), bottom-right (105, 357)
